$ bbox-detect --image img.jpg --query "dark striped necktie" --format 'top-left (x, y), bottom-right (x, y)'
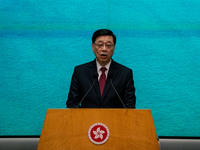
top-left (99, 67), bottom-right (107, 96)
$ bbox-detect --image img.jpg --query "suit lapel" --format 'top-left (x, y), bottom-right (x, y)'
top-left (101, 60), bottom-right (118, 100)
top-left (89, 60), bottom-right (101, 100)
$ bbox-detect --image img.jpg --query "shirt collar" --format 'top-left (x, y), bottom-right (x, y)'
top-left (96, 59), bottom-right (112, 72)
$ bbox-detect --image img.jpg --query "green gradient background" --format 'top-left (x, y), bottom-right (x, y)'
top-left (0, 0), bottom-right (200, 136)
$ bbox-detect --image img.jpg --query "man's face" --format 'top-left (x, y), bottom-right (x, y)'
top-left (92, 35), bottom-right (115, 66)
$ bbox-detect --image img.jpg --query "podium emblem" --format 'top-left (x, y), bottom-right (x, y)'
top-left (88, 123), bottom-right (110, 145)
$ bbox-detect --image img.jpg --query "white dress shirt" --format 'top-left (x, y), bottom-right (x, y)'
top-left (96, 59), bottom-right (112, 81)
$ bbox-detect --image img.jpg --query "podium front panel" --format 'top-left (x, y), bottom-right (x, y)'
top-left (37, 109), bottom-right (160, 150)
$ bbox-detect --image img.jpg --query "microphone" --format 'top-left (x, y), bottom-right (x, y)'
top-left (108, 73), bottom-right (126, 108)
top-left (76, 73), bottom-right (98, 108)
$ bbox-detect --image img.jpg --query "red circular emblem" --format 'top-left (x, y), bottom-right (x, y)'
top-left (88, 123), bottom-right (110, 145)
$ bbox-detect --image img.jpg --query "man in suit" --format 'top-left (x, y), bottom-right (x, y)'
top-left (66, 29), bottom-right (136, 108)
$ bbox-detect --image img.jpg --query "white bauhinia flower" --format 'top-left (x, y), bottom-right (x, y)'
top-left (93, 127), bottom-right (105, 139)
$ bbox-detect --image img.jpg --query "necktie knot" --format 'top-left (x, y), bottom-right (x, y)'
top-left (101, 67), bottom-right (107, 73)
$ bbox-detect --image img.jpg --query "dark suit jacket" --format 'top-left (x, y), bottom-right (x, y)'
top-left (66, 59), bottom-right (136, 108)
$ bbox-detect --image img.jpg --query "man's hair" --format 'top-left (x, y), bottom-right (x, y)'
top-left (92, 29), bottom-right (116, 45)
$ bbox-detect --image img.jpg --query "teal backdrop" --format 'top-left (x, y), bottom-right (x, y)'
top-left (0, 0), bottom-right (200, 136)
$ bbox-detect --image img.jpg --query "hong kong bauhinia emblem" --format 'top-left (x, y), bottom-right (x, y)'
top-left (88, 123), bottom-right (110, 145)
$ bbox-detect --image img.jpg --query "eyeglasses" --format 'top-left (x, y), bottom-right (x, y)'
top-left (94, 43), bottom-right (114, 49)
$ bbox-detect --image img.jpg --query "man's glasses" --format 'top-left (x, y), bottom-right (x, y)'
top-left (94, 43), bottom-right (114, 49)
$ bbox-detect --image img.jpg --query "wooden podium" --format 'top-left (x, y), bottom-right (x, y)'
top-left (37, 109), bottom-right (160, 150)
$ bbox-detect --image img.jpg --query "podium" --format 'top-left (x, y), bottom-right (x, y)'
top-left (37, 109), bottom-right (160, 150)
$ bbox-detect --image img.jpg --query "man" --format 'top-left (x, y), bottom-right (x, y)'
top-left (66, 29), bottom-right (136, 108)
